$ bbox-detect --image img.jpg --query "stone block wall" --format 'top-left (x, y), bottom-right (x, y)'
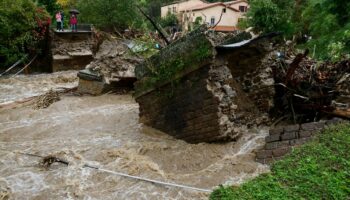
top-left (135, 31), bottom-right (277, 143)
top-left (256, 119), bottom-right (343, 164)
top-left (51, 32), bottom-right (94, 72)
top-left (136, 63), bottom-right (260, 143)
top-left (218, 42), bottom-right (275, 114)
top-left (137, 65), bottom-right (219, 143)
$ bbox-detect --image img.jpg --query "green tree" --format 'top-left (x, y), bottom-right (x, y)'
top-left (160, 13), bottom-right (178, 28)
top-left (246, 0), bottom-right (294, 35)
top-left (245, 0), bottom-right (350, 60)
top-left (300, 0), bottom-right (350, 60)
top-left (36, 0), bottom-right (61, 15)
top-left (76, 0), bottom-right (143, 30)
top-left (0, 0), bottom-right (50, 67)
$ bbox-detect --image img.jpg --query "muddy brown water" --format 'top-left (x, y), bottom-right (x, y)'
top-left (0, 71), bottom-right (269, 199)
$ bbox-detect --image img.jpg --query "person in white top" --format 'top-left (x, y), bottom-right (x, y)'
top-left (55, 11), bottom-right (62, 31)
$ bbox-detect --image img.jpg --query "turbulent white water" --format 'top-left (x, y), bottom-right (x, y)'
top-left (0, 72), bottom-right (269, 199)
top-left (0, 71), bottom-right (78, 105)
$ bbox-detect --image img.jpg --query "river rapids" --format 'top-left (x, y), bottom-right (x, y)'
top-left (0, 71), bottom-right (269, 199)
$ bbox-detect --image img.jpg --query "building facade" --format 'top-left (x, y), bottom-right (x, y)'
top-left (161, 0), bottom-right (249, 32)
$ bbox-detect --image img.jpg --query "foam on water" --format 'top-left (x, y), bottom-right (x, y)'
top-left (0, 71), bottom-right (78, 104)
top-left (0, 73), bottom-right (270, 199)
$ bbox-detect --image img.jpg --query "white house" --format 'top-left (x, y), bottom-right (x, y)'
top-left (160, 0), bottom-right (206, 18)
top-left (161, 0), bottom-right (249, 32)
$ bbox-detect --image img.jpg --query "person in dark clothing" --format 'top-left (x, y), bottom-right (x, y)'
top-left (60, 11), bottom-right (65, 31)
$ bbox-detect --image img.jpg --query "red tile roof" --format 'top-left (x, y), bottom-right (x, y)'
top-left (224, 0), bottom-right (248, 6)
top-left (210, 26), bottom-right (238, 32)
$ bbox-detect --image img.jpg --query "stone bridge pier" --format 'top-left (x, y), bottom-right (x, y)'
top-left (51, 25), bottom-right (94, 72)
top-left (134, 29), bottom-right (277, 143)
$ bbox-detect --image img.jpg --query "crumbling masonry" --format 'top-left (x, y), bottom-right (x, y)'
top-left (134, 29), bottom-right (276, 143)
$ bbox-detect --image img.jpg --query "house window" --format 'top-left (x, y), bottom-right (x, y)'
top-left (223, 8), bottom-right (226, 13)
top-left (168, 7), bottom-right (171, 13)
top-left (210, 17), bottom-right (215, 26)
top-left (239, 6), bottom-right (247, 12)
top-left (173, 7), bottom-right (177, 13)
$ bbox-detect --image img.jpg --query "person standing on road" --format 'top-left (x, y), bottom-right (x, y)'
top-left (70, 14), bottom-right (77, 32)
top-left (60, 11), bottom-right (65, 31)
top-left (55, 11), bottom-right (62, 31)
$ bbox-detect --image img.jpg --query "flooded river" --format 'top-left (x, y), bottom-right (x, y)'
top-left (0, 72), bottom-right (269, 199)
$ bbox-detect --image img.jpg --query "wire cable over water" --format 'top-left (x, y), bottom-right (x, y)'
top-left (0, 150), bottom-right (212, 193)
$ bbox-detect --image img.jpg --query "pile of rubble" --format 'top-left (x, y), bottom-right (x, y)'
top-left (267, 48), bottom-right (350, 122)
top-left (85, 38), bottom-right (143, 84)
top-left (33, 90), bottom-right (60, 109)
top-left (78, 34), bottom-right (145, 95)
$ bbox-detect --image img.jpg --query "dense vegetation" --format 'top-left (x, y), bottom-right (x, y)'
top-left (243, 0), bottom-right (350, 61)
top-left (0, 0), bottom-right (51, 67)
top-left (210, 123), bottom-right (350, 200)
top-left (77, 0), bottom-right (143, 30)
top-left (1, 0), bottom-right (349, 68)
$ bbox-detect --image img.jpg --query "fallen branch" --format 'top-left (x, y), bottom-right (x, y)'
top-left (284, 49), bottom-right (309, 85)
top-left (324, 108), bottom-right (350, 119)
top-left (137, 6), bottom-right (170, 45)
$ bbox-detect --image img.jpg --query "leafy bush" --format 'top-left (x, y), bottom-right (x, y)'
top-left (210, 123), bottom-right (350, 200)
top-left (159, 13), bottom-right (178, 28)
top-left (246, 0), bottom-right (294, 36)
top-left (245, 0), bottom-right (350, 61)
top-left (36, 0), bottom-right (61, 15)
top-left (0, 0), bottom-right (50, 68)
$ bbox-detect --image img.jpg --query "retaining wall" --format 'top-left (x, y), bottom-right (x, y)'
top-left (256, 119), bottom-right (343, 164)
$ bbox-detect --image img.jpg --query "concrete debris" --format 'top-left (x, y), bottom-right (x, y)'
top-left (86, 38), bottom-right (143, 82)
top-left (78, 36), bottom-right (144, 95)
top-left (33, 90), bottom-right (60, 109)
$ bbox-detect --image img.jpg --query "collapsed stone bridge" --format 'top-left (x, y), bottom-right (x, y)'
top-left (134, 28), bottom-right (277, 143)
top-left (51, 25), bottom-right (94, 72)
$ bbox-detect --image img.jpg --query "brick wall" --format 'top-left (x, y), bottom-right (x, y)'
top-left (137, 65), bottom-right (219, 143)
top-left (135, 32), bottom-right (276, 143)
top-left (256, 119), bottom-right (343, 164)
top-left (136, 63), bottom-right (261, 143)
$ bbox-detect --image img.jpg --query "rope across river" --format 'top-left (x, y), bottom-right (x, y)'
top-left (0, 150), bottom-right (212, 193)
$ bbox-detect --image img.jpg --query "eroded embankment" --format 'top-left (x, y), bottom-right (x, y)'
top-left (0, 73), bottom-right (269, 199)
